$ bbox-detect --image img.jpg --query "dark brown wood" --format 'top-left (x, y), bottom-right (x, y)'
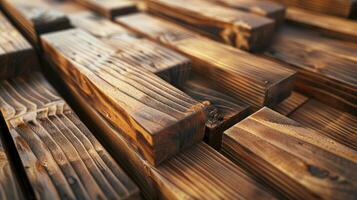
top-left (69, 11), bottom-right (191, 87)
top-left (290, 99), bottom-right (357, 151)
top-left (144, 0), bottom-right (276, 51)
top-left (222, 107), bottom-right (357, 200)
top-left (1, 0), bottom-right (71, 45)
top-left (272, 91), bottom-right (308, 116)
top-left (207, 0), bottom-right (286, 26)
top-left (116, 13), bottom-right (296, 109)
top-left (0, 73), bottom-right (140, 200)
top-left (0, 11), bottom-right (38, 80)
top-left (181, 74), bottom-right (250, 149)
top-left (265, 25), bottom-right (357, 114)
top-left (73, 0), bottom-right (137, 19)
top-left (41, 29), bottom-right (206, 165)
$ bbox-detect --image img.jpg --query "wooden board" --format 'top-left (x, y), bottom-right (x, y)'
top-left (145, 0), bottom-right (276, 51)
top-left (69, 11), bottom-right (191, 87)
top-left (206, 0), bottom-right (286, 25)
top-left (222, 107), bottom-right (357, 200)
top-left (0, 73), bottom-right (140, 200)
top-left (290, 99), bottom-right (357, 151)
top-left (270, 0), bottom-right (357, 18)
top-left (272, 91), bottom-right (308, 116)
top-left (41, 28), bottom-right (206, 165)
top-left (265, 25), bottom-right (357, 114)
top-left (116, 13), bottom-right (296, 109)
top-left (73, 0), bottom-right (137, 19)
top-left (0, 11), bottom-right (38, 80)
top-left (181, 74), bottom-right (250, 149)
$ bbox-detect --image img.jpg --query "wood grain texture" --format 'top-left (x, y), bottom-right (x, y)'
top-left (207, 0), bottom-right (286, 25)
top-left (270, 0), bottom-right (357, 18)
top-left (1, 0), bottom-right (71, 45)
top-left (116, 13), bottom-right (296, 109)
top-left (265, 25), bottom-right (357, 114)
top-left (0, 11), bottom-right (38, 80)
top-left (290, 99), bottom-right (357, 151)
top-left (73, 0), bottom-right (137, 19)
top-left (69, 11), bottom-right (191, 87)
top-left (272, 91), bottom-right (308, 116)
top-left (181, 74), bottom-right (250, 149)
top-left (222, 107), bottom-right (357, 200)
top-left (0, 73), bottom-right (140, 200)
top-left (41, 28), bottom-right (206, 165)
top-left (145, 0), bottom-right (276, 51)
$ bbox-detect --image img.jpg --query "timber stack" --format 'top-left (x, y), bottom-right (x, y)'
top-left (0, 0), bottom-right (356, 199)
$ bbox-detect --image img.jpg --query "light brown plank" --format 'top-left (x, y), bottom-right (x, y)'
top-left (0, 73), bottom-right (140, 200)
top-left (222, 107), bottom-right (357, 200)
top-left (144, 0), bottom-right (276, 51)
top-left (272, 91), bottom-right (308, 116)
top-left (116, 13), bottom-right (296, 109)
top-left (41, 28), bottom-right (206, 165)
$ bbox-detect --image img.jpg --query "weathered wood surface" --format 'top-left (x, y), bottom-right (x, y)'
top-left (73, 0), bottom-right (137, 19)
top-left (116, 13), bottom-right (296, 109)
top-left (1, 0), bottom-right (71, 45)
top-left (145, 0), bottom-right (275, 51)
top-left (69, 11), bottom-right (191, 87)
top-left (0, 73), bottom-right (140, 200)
top-left (272, 91), bottom-right (308, 116)
top-left (181, 74), bottom-right (250, 149)
top-left (266, 25), bottom-right (357, 114)
top-left (290, 99), bottom-right (357, 151)
top-left (222, 107), bottom-right (357, 200)
top-left (41, 29), bottom-right (206, 165)
top-left (207, 0), bottom-right (286, 26)
top-left (0, 11), bottom-right (38, 80)
top-left (286, 7), bottom-right (357, 42)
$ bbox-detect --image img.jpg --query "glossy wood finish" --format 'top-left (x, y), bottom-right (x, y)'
top-left (69, 11), bottom-right (191, 87)
top-left (222, 107), bottom-right (357, 200)
top-left (145, 0), bottom-right (275, 51)
top-left (41, 29), bottom-right (206, 165)
top-left (0, 11), bottom-right (38, 79)
top-left (272, 91), bottom-right (308, 116)
top-left (0, 73), bottom-right (140, 200)
top-left (1, 0), bottom-right (71, 45)
top-left (116, 13), bottom-right (296, 109)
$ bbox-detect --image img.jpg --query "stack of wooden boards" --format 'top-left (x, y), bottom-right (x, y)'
top-left (0, 0), bottom-right (356, 199)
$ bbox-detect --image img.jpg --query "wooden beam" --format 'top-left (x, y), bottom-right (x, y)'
top-left (265, 25), bottom-right (357, 114)
top-left (272, 91), bottom-right (308, 116)
top-left (41, 29), bottom-right (206, 165)
top-left (0, 73), bottom-right (140, 200)
top-left (0, 11), bottom-right (38, 79)
top-left (1, 0), bottom-right (71, 45)
top-left (116, 13), bottom-right (296, 109)
top-left (69, 11), bottom-right (191, 87)
top-left (290, 99), bottom-right (357, 151)
top-left (181, 74), bottom-right (250, 149)
top-left (222, 107), bottom-right (357, 200)
top-left (144, 0), bottom-right (276, 51)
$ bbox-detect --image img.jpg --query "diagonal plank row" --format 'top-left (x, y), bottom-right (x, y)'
top-left (0, 73), bottom-right (140, 200)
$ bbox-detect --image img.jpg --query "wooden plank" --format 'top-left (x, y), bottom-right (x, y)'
top-left (206, 0), bottom-right (286, 25)
top-left (0, 73), bottom-right (140, 200)
top-left (0, 11), bottom-right (38, 80)
top-left (286, 7), bottom-right (357, 42)
top-left (73, 0), bottom-right (137, 19)
top-left (1, 0), bottom-right (71, 45)
top-left (41, 28), bottom-right (206, 165)
top-left (145, 0), bottom-right (276, 51)
top-left (222, 107), bottom-right (357, 200)
top-left (290, 99), bottom-right (357, 151)
top-left (181, 74), bottom-right (250, 149)
top-left (69, 11), bottom-right (191, 87)
top-left (116, 13), bottom-right (296, 109)
top-left (265, 25), bottom-right (357, 114)
top-left (272, 91), bottom-right (308, 116)
top-left (270, 0), bottom-right (357, 18)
